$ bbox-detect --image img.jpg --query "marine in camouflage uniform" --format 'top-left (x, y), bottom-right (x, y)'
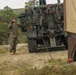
top-left (44, 7), bottom-right (55, 35)
top-left (8, 18), bottom-right (18, 54)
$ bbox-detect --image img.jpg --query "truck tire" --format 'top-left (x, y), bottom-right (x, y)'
top-left (28, 38), bottom-right (37, 53)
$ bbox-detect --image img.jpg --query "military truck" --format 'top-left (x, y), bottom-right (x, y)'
top-left (18, 0), bottom-right (68, 53)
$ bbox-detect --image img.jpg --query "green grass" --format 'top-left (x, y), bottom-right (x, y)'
top-left (0, 49), bottom-right (7, 54)
top-left (48, 58), bottom-right (68, 66)
top-left (0, 59), bottom-right (76, 75)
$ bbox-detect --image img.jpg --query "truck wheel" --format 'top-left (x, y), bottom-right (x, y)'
top-left (28, 39), bottom-right (37, 53)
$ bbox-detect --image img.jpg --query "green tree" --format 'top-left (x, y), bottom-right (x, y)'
top-left (0, 6), bottom-right (17, 23)
top-left (27, 0), bottom-right (39, 7)
top-left (0, 6), bottom-right (17, 45)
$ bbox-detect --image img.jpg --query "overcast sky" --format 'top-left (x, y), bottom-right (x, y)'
top-left (0, 0), bottom-right (63, 9)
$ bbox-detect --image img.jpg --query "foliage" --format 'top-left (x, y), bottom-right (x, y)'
top-left (0, 6), bottom-right (27, 45)
top-left (18, 29), bottom-right (27, 43)
top-left (0, 6), bottom-right (17, 45)
top-left (27, 0), bottom-right (39, 7)
top-left (13, 8), bottom-right (25, 15)
top-left (0, 6), bottom-right (17, 23)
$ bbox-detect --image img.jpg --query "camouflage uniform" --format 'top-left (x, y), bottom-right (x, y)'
top-left (44, 7), bottom-right (55, 34)
top-left (8, 21), bottom-right (18, 54)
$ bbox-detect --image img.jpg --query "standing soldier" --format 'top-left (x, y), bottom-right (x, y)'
top-left (8, 18), bottom-right (18, 54)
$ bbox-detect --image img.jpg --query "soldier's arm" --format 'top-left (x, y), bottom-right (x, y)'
top-left (17, 23), bottom-right (21, 27)
top-left (8, 23), bottom-right (12, 29)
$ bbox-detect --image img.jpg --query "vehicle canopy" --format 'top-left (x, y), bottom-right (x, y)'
top-left (64, 0), bottom-right (76, 34)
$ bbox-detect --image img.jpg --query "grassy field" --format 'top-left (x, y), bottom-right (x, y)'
top-left (0, 59), bottom-right (76, 75)
top-left (0, 44), bottom-right (76, 75)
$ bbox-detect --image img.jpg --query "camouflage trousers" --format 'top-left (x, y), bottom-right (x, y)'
top-left (10, 37), bottom-right (18, 54)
